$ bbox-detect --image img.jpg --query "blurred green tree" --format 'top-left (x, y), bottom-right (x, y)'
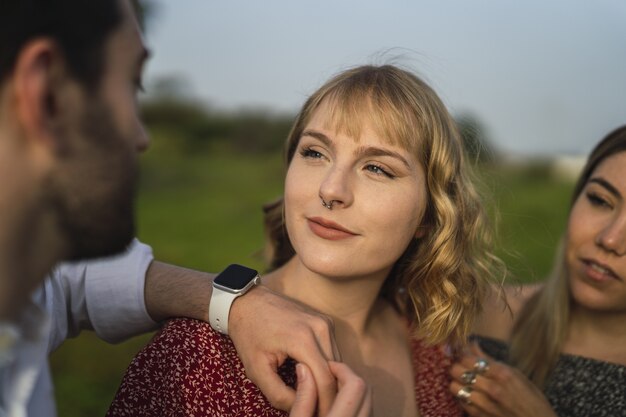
top-left (141, 76), bottom-right (293, 154)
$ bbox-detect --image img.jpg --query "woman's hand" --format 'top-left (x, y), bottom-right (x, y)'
top-left (290, 362), bottom-right (372, 417)
top-left (229, 285), bottom-right (341, 415)
top-left (449, 343), bottom-right (557, 417)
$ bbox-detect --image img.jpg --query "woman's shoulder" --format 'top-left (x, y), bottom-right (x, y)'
top-left (144, 318), bottom-right (241, 368)
top-left (107, 318), bottom-right (288, 417)
top-left (472, 283), bottom-right (542, 341)
top-left (158, 317), bottom-right (218, 341)
top-left (156, 318), bottom-right (266, 397)
top-left (158, 317), bottom-right (229, 350)
top-left (544, 352), bottom-right (626, 416)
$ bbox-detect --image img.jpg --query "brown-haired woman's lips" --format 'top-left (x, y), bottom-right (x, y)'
top-left (581, 258), bottom-right (622, 282)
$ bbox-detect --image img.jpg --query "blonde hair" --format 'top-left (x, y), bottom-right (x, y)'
top-left (509, 125), bottom-right (626, 387)
top-left (264, 65), bottom-right (502, 347)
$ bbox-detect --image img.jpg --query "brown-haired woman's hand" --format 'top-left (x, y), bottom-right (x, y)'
top-left (290, 362), bottom-right (372, 417)
top-left (448, 343), bottom-right (557, 417)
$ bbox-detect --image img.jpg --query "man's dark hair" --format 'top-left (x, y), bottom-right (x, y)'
top-left (0, 0), bottom-right (123, 91)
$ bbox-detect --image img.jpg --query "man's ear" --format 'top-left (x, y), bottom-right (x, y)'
top-left (12, 38), bottom-right (67, 148)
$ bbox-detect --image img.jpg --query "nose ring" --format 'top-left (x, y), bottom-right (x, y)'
top-left (321, 198), bottom-right (334, 210)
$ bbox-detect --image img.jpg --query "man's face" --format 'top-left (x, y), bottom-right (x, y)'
top-left (52, 0), bottom-right (149, 259)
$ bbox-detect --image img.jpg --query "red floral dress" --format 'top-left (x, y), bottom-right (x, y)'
top-left (107, 318), bottom-right (462, 417)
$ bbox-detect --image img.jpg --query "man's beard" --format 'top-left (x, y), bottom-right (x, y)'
top-left (51, 98), bottom-right (139, 261)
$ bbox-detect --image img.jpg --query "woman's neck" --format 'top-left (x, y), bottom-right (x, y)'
top-left (564, 304), bottom-right (626, 365)
top-left (263, 257), bottom-right (418, 417)
top-left (262, 257), bottom-right (395, 339)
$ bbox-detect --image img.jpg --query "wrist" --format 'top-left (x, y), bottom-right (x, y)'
top-left (228, 284), bottom-right (268, 336)
top-left (208, 264), bottom-right (259, 334)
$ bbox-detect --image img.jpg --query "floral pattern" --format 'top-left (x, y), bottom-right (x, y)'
top-left (107, 318), bottom-right (461, 417)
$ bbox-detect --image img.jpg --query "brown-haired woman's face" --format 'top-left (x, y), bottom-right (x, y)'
top-left (566, 151), bottom-right (626, 312)
top-left (283, 101), bottom-right (428, 280)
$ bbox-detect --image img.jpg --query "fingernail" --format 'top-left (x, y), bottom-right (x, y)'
top-left (296, 363), bottom-right (306, 382)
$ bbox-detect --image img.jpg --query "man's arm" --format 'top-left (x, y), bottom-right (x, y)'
top-left (46, 239), bottom-right (156, 350)
top-left (142, 260), bottom-right (214, 322)
top-left (49, 240), bottom-right (339, 414)
top-left (144, 260), bottom-right (340, 414)
top-left (47, 241), bottom-right (211, 348)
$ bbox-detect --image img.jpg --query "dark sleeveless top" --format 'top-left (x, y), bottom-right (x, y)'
top-left (473, 335), bottom-right (626, 417)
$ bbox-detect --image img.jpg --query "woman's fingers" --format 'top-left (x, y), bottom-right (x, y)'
top-left (327, 362), bottom-right (372, 417)
top-left (290, 361), bottom-right (372, 417)
top-left (289, 364), bottom-right (318, 417)
top-left (450, 346), bottom-right (558, 417)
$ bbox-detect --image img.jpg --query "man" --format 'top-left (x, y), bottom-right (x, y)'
top-left (0, 0), bottom-right (369, 416)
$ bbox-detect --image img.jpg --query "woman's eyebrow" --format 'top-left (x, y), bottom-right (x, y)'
top-left (589, 177), bottom-right (621, 199)
top-left (355, 146), bottom-right (411, 170)
top-left (302, 129), bottom-right (412, 169)
top-left (301, 129), bottom-right (332, 147)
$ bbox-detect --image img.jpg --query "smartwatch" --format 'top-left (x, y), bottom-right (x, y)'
top-left (209, 264), bottom-right (260, 335)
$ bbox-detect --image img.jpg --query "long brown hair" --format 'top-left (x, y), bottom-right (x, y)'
top-left (509, 125), bottom-right (626, 387)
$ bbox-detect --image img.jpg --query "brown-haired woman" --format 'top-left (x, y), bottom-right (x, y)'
top-left (450, 126), bottom-right (626, 417)
top-left (107, 65), bottom-right (502, 417)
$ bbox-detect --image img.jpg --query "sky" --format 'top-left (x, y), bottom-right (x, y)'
top-left (143, 0), bottom-right (626, 156)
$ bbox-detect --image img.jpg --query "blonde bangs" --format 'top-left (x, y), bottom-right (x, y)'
top-left (309, 70), bottom-right (425, 155)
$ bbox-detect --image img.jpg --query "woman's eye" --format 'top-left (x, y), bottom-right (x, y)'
top-left (365, 164), bottom-right (395, 179)
top-left (300, 147), bottom-right (324, 159)
top-left (586, 192), bottom-right (611, 208)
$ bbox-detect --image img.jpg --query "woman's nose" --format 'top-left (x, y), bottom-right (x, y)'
top-left (318, 165), bottom-right (354, 210)
top-left (596, 214), bottom-right (626, 256)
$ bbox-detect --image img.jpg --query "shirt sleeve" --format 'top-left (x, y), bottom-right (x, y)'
top-left (45, 239), bottom-right (158, 352)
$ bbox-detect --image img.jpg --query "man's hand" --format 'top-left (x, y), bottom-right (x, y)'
top-left (290, 362), bottom-right (372, 417)
top-left (229, 285), bottom-right (340, 415)
top-left (144, 263), bottom-right (341, 414)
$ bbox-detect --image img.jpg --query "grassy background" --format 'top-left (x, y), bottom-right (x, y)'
top-left (49, 135), bottom-right (575, 416)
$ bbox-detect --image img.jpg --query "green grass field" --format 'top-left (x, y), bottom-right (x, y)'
top-left (49, 141), bottom-right (575, 416)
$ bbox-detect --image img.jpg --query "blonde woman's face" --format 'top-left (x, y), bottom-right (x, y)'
top-left (566, 151), bottom-right (626, 312)
top-left (284, 101), bottom-right (428, 280)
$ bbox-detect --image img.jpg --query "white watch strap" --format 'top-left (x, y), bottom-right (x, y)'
top-left (209, 287), bottom-right (239, 335)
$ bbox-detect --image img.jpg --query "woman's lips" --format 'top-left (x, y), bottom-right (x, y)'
top-left (307, 217), bottom-right (357, 241)
top-left (581, 259), bottom-right (622, 283)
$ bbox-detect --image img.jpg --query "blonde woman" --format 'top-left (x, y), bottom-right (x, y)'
top-left (107, 65), bottom-right (501, 417)
top-left (450, 126), bottom-right (626, 417)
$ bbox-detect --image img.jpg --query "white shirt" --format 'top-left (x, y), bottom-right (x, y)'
top-left (0, 239), bottom-right (156, 417)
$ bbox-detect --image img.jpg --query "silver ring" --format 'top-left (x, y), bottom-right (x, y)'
top-left (321, 198), bottom-right (334, 210)
top-left (473, 358), bottom-right (489, 375)
top-left (461, 371), bottom-right (477, 385)
top-left (456, 386), bottom-right (472, 404)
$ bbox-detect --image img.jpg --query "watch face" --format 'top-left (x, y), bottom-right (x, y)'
top-left (214, 264), bottom-right (258, 290)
